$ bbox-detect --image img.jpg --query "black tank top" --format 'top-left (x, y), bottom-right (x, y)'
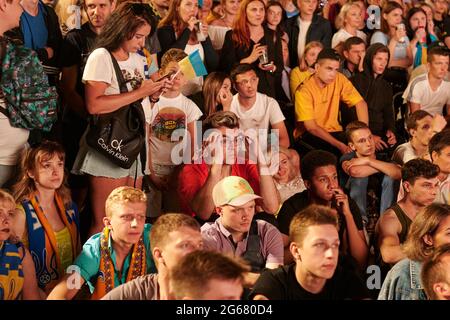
top-left (391, 203), bottom-right (413, 244)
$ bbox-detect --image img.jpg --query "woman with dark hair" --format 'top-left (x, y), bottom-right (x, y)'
top-left (370, 1), bottom-right (412, 94)
top-left (13, 141), bottom-right (81, 296)
top-left (72, 2), bottom-right (169, 236)
top-left (157, 0), bottom-right (219, 96)
top-left (406, 7), bottom-right (438, 69)
top-left (202, 72), bottom-right (233, 117)
top-left (379, 203), bottom-right (450, 300)
top-left (219, 0), bottom-right (283, 99)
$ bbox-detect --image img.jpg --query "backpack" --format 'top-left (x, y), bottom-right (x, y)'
top-left (0, 38), bottom-right (58, 132)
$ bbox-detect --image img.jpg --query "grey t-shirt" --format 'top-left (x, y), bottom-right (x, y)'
top-left (101, 274), bottom-right (160, 300)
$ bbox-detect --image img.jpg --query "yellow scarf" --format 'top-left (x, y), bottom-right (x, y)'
top-left (91, 227), bottom-right (146, 300)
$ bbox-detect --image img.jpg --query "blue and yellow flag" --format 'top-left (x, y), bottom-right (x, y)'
top-left (178, 49), bottom-right (208, 80)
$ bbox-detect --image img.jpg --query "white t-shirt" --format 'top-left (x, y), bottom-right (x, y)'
top-left (82, 48), bottom-right (152, 122)
top-left (0, 94), bottom-right (29, 165)
top-left (392, 142), bottom-right (418, 166)
top-left (331, 29), bottom-right (367, 48)
top-left (230, 92), bottom-right (286, 133)
top-left (403, 73), bottom-right (450, 116)
top-left (208, 25), bottom-right (231, 51)
top-left (182, 43), bottom-right (205, 97)
top-left (149, 94), bottom-right (202, 165)
top-left (297, 17), bottom-right (312, 60)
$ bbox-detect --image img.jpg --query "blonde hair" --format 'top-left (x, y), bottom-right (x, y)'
top-left (105, 186), bottom-right (147, 218)
top-left (299, 41), bottom-right (323, 71)
top-left (160, 48), bottom-right (187, 72)
top-left (0, 189), bottom-right (15, 209)
top-left (289, 205), bottom-right (339, 245)
top-left (335, 2), bottom-right (361, 30)
top-left (402, 203), bottom-right (450, 262)
top-left (13, 141), bottom-right (72, 205)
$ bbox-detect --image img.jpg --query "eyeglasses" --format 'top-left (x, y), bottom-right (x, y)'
top-left (235, 77), bottom-right (258, 86)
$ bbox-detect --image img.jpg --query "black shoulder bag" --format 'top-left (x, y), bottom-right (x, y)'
top-left (86, 51), bottom-right (146, 170)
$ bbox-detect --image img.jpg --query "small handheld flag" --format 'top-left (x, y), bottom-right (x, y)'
top-left (178, 49), bottom-right (208, 81)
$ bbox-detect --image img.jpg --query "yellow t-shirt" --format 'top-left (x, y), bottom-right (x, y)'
top-left (54, 227), bottom-right (74, 273)
top-left (295, 72), bottom-right (363, 133)
top-left (289, 67), bottom-right (313, 102)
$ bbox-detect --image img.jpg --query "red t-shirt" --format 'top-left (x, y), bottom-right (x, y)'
top-left (178, 161), bottom-right (261, 217)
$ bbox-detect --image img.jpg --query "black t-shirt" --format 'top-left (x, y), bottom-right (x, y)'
top-left (249, 263), bottom-right (370, 300)
top-left (277, 190), bottom-right (364, 240)
top-left (60, 22), bottom-right (97, 95)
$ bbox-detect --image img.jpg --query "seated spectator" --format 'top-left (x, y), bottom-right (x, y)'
top-left (344, 44), bottom-right (397, 151)
top-left (402, 46), bottom-right (450, 117)
top-left (202, 176), bottom-right (283, 283)
top-left (0, 0), bottom-right (30, 188)
top-left (406, 7), bottom-right (439, 69)
top-left (289, 41), bottom-right (323, 101)
top-left (0, 189), bottom-right (40, 300)
top-left (250, 205), bottom-right (370, 300)
top-left (47, 187), bottom-right (155, 300)
top-left (277, 150), bottom-right (367, 269)
top-left (341, 121), bottom-right (401, 226)
top-left (219, 0), bottom-right (282, 99)
top-left (322, 0), bottom-right (347, 31)
top-left (421, 243), bottom-right (450, 300)
top-left (430, 0), bottom-right (449, 39)
top-left (207, 0), bottom-right (239, 51)
top-left (340, 36), bottom-right (366, 79)
top-left (392, 110), bottom-right (446, 166)
top-left (147, 48), bottom-right (203, 218)
top-left (13, 141), bottom-right (81, 295)
top-left (370, 1), bottom-right (412, 94)
top-left (157, 0), bottom-right (219, 96)
top-left (285, 0), bottom-right (332, 69)
top-left (178, 111), bottom-right (280, 221)
top-left (230, 63), bottom-right (290, 148)
top-left (376, 159), bottom-right (440, 266)
top-left (102, 213), bottom-right (203, 300)
top-left (332, 2), bottom-right (367, 52)
top-left (294, 48), bottom-right (368, 156)
top-left (379, 203), bottom-right (450, 300)
top-left (169, 250), bottom-right (249, 300)
top-left (272, 147), bottom-right (305, 204)
top-left (279, 0), bottom-right (298, 19)
top-left (202, 72), bottom-right (233, 116)
top-left (428, 130), bottom-right (450, 205)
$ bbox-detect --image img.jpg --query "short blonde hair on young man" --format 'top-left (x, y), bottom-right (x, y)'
top-left (289, 204), bottom-right (339, 245)
top-left (105, 186), bottom-right (147, 218)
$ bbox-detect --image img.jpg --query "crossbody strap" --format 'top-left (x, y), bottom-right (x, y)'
top-left (108, 51), bottom-right (128, 94)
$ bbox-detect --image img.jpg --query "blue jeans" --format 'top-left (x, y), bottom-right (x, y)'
top-left (347, 175), bottom-right (395, 223)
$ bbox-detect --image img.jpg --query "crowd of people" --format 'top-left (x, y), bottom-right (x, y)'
top-left (1, 0), bottom-right (450, 300)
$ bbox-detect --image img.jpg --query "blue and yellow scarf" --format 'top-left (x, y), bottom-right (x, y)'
top-left (0, 241), bottom-right (24, 300)
top-left (22, 193), bottom-right (80, 293)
